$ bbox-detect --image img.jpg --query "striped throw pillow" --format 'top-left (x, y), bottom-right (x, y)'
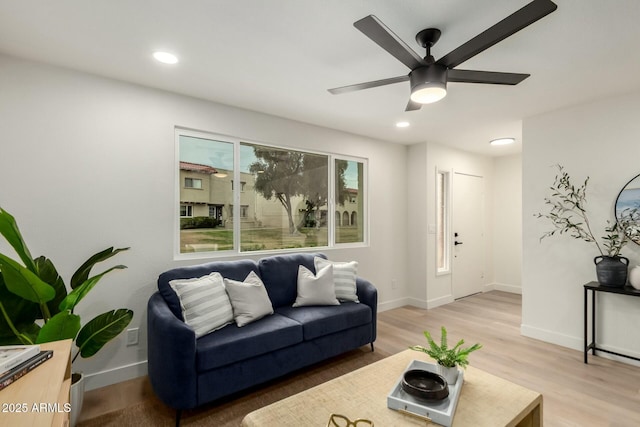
top-left (169, 272), bottom-right (234, 338)
top-left (314, 257), bottom-right (359, 303)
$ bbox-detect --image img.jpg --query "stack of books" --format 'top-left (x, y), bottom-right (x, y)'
top-left (0, 344), bottom-right (54, 391)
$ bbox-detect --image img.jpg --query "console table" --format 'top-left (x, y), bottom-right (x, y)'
top-left (584, 281), bottom-right (640, 363)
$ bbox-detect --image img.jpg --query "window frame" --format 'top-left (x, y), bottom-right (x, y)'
top-left (175, 128), bottom-right (368, 259)
top-left (332, 154), bottom-right (369, 248)
top-left (435, 167), bottom-right (452, 275)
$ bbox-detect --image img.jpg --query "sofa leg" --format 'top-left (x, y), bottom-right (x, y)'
top-left (370, 342), bottom-right (375, 352)
top-left (176, 409), bottom-right (182, 427)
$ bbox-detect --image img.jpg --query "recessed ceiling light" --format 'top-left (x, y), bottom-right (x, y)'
top-left (489, 137), bottom-right (515, 146)
top-left (153, 51), bottom-right (178, 64)
top-left (396, 121), bottom-right (410, 128)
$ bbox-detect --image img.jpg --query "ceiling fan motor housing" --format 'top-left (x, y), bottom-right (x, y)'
top-left (409, 65), bottom-right (447, 102)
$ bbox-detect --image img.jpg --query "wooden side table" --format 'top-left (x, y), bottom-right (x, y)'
top-left (0, 339), bottom-right (72, 426)
top-left (584, 281), bottom-right (640, 363)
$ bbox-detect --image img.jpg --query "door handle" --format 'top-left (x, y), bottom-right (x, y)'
top-left (454, 241), bottom-right (463, 246)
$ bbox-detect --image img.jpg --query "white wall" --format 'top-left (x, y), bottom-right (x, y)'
top-left (406, 143), bottom-right (428, 307)
top-left (522, 91), bottom-right (640, 361)
top-left (0, 54), bottom-right (408, 389)
top-left (407, 142), bottom-right (495, 308)
top-left (492, 154), bottom-right (522, 293)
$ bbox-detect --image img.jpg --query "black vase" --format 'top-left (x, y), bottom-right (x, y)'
top-left (594, 256), bottom-right (629, 287)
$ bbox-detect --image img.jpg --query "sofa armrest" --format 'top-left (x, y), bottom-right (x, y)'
top-left (356, 277), bottom-right (377, 343)
top-left (147, 292), bottom-right (198, 410)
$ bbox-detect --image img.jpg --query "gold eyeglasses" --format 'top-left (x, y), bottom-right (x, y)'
top-left (327, 413), bottom-right (374, 427)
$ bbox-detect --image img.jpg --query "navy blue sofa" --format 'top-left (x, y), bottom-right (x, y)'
top-left (147, 253), bottom-right (377, 423)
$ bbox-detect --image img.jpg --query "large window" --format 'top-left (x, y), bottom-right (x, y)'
top-left (176, 129), bottom-right (368, 257)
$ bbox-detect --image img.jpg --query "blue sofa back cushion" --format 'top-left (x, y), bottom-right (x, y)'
top-left (258, 253), bottom-right (326, 308)
top-left (158, 259), bottom-right (260, 320)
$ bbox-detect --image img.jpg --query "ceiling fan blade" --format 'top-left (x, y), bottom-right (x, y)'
top-left (328, 75), bottom-right (409, 95)
top-left (448, 69), bottom-right (530, 85)
top-left (437, 0), bottom-right (557, 69)
top-left (405, 99), bottom-right (422, 111)
top-left (354, 15), bottom-right (427, 70)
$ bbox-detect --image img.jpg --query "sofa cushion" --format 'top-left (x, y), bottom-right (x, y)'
top-left (158, 259), bottom-right (259, 319)
top-left (196, 313), bottom-right (303, 371)
top-left (224, 271), bottom-right (274, 327)
top-left (314, 257), bottom-right (359, 303)
top-left (169, 272), bottom-right (234, 338)
top-left (258, 253), bottom-right (327, 308)
top-left (276, 303), bottom-right (371, 341)
top-left (293, 264), bottom-right (339, 307)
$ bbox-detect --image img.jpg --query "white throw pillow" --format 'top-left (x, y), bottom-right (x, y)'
top-left (293, 264), bottom-right (340, 307)
top-left (224, 271), bottom-right (274, 327)
top-left (314, 257), bottom-right (359, 303)
top-left (169, 272), bottom-right (234, 338)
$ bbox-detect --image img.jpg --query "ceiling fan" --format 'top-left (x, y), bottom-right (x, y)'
top-left (328, 0), bottom-right (557, 111)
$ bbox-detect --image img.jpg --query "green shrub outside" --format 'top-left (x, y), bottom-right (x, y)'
top-left (180, 216), bottom-right (221, 229)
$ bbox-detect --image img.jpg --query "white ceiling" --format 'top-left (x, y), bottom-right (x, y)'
top-left (1, 0), bottom-right (640, 156)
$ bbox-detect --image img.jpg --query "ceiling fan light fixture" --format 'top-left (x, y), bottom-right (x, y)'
top-left (410, 85), bottom-right (447, 104)
top-left (409, 66), bottom-right (447, 104)
top-left (490, 137), bottom-right (516, 146)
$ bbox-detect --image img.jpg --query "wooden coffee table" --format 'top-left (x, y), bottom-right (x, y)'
top-left (241, 349), bottom-right (542, 426)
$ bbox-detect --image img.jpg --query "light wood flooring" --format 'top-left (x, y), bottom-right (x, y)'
top-left (80, 291), bottom-right (640, 426)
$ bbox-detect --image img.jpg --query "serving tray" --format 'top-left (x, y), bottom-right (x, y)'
top-left (387, 359), bottom-right (463, 426)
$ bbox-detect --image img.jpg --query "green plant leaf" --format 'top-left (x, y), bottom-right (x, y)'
top-left (0, 254), bottom-right (55, 304)
top-left (76, 309), bottom-right (133, 358)
top-left (70, 247), bottom-right (129, 289)
top-left (0, 272), bottom-right (39, 341)
top-left (36, 310), bottom-right (81, 343)
top-left (59, 265), bottom-right (127, 312)
top-left (0, 208), bottom-right (37, 273)
top-left (34, 256), bottom-right (67, 318)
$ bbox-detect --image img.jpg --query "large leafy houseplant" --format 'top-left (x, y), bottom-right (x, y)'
top-left (0, 207), bottom-right (133, 364)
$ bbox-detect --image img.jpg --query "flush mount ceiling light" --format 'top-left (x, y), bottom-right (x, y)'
top-left (490, 137), bottom-right (516, 146)
top-left (153, 51), bottom-right (178, 64)
top-left (396, 121), bottom-right (410, 128)
top-left (213, 171), bottom-right (227, 178)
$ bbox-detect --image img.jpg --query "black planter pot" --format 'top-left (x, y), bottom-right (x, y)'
top-left (594, 255), bottom-right (629, 287)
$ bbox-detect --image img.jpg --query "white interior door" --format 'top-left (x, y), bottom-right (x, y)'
top-left (452, 172), bottom-right (484, 299)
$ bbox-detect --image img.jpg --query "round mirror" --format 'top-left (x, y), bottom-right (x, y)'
top-left (615, 173), bottom-right (640, 245)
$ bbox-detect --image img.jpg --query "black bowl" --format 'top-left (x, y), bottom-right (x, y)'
top-left (401, 369), bottom-right (449, 401)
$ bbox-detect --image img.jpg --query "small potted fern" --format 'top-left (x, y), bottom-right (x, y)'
top-left (409, 326), bottom-right (482, 385)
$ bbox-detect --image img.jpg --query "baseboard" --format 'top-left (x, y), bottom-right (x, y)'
top-left (378, 297), bottom-right (412, 312)
top-left (521, 323), bottom-right (640, 367)
top-left (84, 360), bottom-right (148, 391)
top-left (520, 323), bottom-right (583, 351)
top-left (406, 297), bottom-right (428, 310)
top-left (426, 295), bottom-right (454, 309)
top-left (486, 282), bottom-right (522, 294)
